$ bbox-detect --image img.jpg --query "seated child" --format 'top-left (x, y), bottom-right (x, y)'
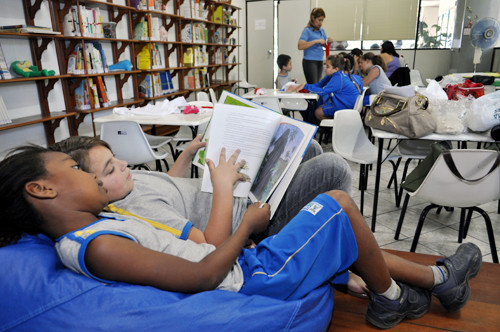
top-left (275, 54), bottom-right (297, 90)
top-left (50, 136), bottom-right (352, 245)
top-left (0, 146), bottom-right (482, 329)
top-left (288, 54), bottom-right (361, 121)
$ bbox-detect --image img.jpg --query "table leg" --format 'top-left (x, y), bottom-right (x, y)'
top-left (371, 137), bottom-right (384, 232)
top-left (189, 125), bottom-right (199, 178)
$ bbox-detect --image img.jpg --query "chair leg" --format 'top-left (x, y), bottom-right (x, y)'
top-left (155, 160), bottom-right (162, 172)
top-left (161, 158), bottom-right (169, 172)
top-left (470, 206), bottom-right (499, 263)
top-left (395, 193), bottom-right (410, 240)
top-left (397, 159), bottom-right (413, 206)
top-left (387, 159), bottom-right (401, 206)
top-left (463, 208), bottom-right (474, 239)
top-left (458, 208), bottom-right (467, 244)
top-left (411, 204), bottom-right (439, 252)
top-left (359, 164), bottom-right (366, 215)
top-left (497, 199), bottom-right (500, 214)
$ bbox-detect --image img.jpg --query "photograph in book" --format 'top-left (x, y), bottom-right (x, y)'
top-left (200, 103), bottom-right (317, 217)
top-left (249, 123), bottom-right (305, 203)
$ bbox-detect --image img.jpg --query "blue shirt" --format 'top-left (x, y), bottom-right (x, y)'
top-left (304, 71), bottom-right (360, 112)
top-left (299, 27), bottom-right (327, 61)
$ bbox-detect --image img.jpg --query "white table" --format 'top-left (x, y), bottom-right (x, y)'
top-left (369, 128), bottom-right (496, 232)
top-left (93, 111), bottom-right (213, 138)
top-left (242, 90), bottom-right (318, 100)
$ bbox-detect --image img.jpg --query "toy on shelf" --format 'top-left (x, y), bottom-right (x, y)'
top-left (11, 61), bottom-right (55, 77)
top-left (109, 60), bottom-right (132, 71)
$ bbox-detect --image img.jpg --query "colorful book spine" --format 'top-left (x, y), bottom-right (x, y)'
top-left (0, 42), bottom-right (12, 79)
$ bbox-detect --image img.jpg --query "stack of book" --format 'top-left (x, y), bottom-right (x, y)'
top-left (133, 14), bottom-right (161, 41)
top-left (64, 5), bottom-right (104, 37)
top-left (0, 96), bottom-right (12, 125)
top-left (74, 77), bottom-right (109, 110)
top-left (67, 42), bottom-right (108, 74)
top-left (134, 0), bottom-right (166, 11)
top-left (0, 42), bottom-right (12, 80)
top-left (185, 68), bottom-right (209, 89)
top-left (139, 71), bottom-right (176, 98)
top-left (0, 24), bottom-right (60, 35)
top-left (137, 44), bottom-right (162, 70)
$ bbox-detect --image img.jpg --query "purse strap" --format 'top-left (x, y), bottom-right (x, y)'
top-left (442, 150), bottom-right (500, 183)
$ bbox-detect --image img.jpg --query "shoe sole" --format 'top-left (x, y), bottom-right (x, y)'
top-left (366, 304), bottom-right (430, 330)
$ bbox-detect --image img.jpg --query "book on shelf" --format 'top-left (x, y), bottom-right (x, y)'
top-left (74, 77), bottom-right (110, 110)
top-left (0, 42), bottom-right (12, 80)
top-left (0, 24), bottom-right (60, 35)
top-left (0, 96), bottom-right (12, 125)
top-left (199, 100), bottom-right (317, 218)
top-left (67, 43), bottom-right (108, 74)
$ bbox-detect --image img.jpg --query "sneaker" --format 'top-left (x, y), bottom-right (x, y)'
top-left (432, 242), bottom-right (482, 312)
top-left (366, 282), bottom-right (431, 329)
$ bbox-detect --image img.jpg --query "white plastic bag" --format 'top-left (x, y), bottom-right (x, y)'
top-left (429, 99), bottom-right (470, 134)
top-left (417, 80), bottom-right (448, 101)
top-left (466, 91), bottom-right (500, 131)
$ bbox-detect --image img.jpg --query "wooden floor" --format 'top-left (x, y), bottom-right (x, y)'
top-left (328, 250), bottom-right (500, 331)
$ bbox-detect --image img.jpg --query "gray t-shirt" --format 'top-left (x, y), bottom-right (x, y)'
top-left (276, 73), bottom-right (293, 90)
top-left (108, 171), bottom-right (248, 239)
top-left (368, 65), bottom-right (391, 94)
top-left (56, 213), bottom-right (243, 291)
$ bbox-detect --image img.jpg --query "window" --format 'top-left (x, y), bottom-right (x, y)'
top-left (310, 0), bottom-right (456, 50)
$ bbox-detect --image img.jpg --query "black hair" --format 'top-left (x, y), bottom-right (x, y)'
top-left (350, 48), bottom-right (363, 57)
top-left (276, 54), bottom-right (291, 71)
top-left (0, 145), bottom-right (52, 247)
top-left (361, 52), bottom-right (388, 72)
top-left (50, 136), bottom-right (112, 173)
top-left (381, 41), bottom-right (399, 57)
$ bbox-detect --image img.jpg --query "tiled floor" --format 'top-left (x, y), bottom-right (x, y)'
top-left (319, 138), bottom-right (500, 264)
top-left (154, 126), bottom-right (499, 264)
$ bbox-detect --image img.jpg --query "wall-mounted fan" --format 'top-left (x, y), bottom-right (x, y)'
top-left (471, 17), bottom-right (500, 72)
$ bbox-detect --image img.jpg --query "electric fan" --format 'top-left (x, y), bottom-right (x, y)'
top-left (470, 17), bottom-right (500, 72)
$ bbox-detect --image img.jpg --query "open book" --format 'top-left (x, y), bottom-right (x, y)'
top-left (200, 103), bottom-right (317, 218)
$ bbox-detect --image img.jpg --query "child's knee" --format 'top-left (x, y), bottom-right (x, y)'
top-left (324, 190), bottom-right (356, 210)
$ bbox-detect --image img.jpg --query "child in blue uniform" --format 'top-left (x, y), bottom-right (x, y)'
top-left (288, 54), bottom-right (361, 122)
top-left (0, 146), bottom-right (482, 329)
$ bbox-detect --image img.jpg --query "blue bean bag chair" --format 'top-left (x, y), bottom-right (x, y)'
top-left (1, 234), bottom-right (334, 331)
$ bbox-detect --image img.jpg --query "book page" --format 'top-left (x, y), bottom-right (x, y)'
top-left (201, 104), bottom-right (282, 197)
top-left (192, 90), bottom-right (271, 168)
top-left (249, 117), bottom-right (317, 217)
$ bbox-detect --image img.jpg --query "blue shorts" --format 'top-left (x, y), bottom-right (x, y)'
top-left (239, 194), bottom-right (358, 300)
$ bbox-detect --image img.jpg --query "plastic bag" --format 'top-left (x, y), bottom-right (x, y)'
top-left (417, 80), bottom-right (448, 101)
top-left (465, 90), bottom-right (500, 131)
top-left (428, 98), bottom-right (471, 134)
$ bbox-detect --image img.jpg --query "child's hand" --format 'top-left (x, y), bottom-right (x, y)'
top-left (206, 148), bottom-right (246, 190)
top-left (183, 135), bottom-right (206, 159)
top-left (242, 202), bottom-right (270, 234)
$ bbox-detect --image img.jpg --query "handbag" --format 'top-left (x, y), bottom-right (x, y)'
top-left (445, 79), bottom-right (485, 100)
top-left (364, 91), bottom-right (437, 138)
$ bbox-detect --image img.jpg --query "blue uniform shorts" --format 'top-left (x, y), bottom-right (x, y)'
top-left (239, 194), bottom-right (358, 301)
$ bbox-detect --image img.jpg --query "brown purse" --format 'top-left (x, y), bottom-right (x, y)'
top-left (364, 91), bottom-right (437, 138)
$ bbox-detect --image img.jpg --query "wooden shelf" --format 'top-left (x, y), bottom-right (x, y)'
top-left (0, 112), bottom-right (75, 131)
top-left (71, 98), bottom-right (143, 114)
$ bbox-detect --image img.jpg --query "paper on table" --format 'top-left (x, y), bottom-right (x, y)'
top-left (113, 97), bottom-right (187, 116)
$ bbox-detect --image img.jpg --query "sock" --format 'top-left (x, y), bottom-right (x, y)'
top-left (431, 265), bottom-right (449, 286)
top-left (378, 278), bottom-right (401, 300)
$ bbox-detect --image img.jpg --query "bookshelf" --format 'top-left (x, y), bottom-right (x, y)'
top-left (0, 0), bottom-right (240, 145)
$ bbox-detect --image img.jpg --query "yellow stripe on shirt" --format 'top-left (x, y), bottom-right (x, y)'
top-left (105, 204), bottom-right (182, 237)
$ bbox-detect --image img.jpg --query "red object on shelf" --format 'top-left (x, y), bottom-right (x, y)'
top-left (325, 42), bottom-right (330, 57)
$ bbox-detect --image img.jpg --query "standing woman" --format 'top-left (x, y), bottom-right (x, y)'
top-left (379, 41), bottom-right (401, 78)
top-left (298, 8), bottom-right (333, 84)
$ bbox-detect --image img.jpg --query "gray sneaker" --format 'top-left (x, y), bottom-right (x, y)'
top-left (366, 281), bottom-right (431, 329)
top-left (432, 242), bottom-right (482, 312)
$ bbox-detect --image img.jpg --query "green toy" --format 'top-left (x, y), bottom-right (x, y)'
top-left (11, 61), bottom-right (55, 77)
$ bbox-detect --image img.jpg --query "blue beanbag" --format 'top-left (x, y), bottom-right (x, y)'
top-left (1, 234), bottom-right (334, 331)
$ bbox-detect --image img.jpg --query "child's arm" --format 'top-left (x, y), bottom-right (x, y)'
top-left (167, 135), bottom-right (206, 177)
top-left (203, 148), bottom-right (246, 246)
top-left (362, 66), bottom-right (380, 86)
top-left (287, 83), bottom-right (305, 92)
top-left (85, 202), bottom-right (270, 293)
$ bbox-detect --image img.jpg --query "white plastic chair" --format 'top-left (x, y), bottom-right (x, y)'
top-left (100, 120), bottom-right (170, 172)
top-left (280, 98), bottom-right (308, 118)
top-left (196, 91), bottom-right (210, 101)
top-left (395, 139), bottom-right (435, 206)
top-left (396, 149), bottom-right (500, 262)
top-left (410, 69), bottom-right (425, 87)
top-left (234, 79), bottom-right (257, 95)
top-left (318, 89), bottom-right (367, 144)
top-left (332, 109), bottom-right (401, 214)
top-left (252, 97), bottom-right (282, 114)
top-left (209, 88), bottom-right (217, 103)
